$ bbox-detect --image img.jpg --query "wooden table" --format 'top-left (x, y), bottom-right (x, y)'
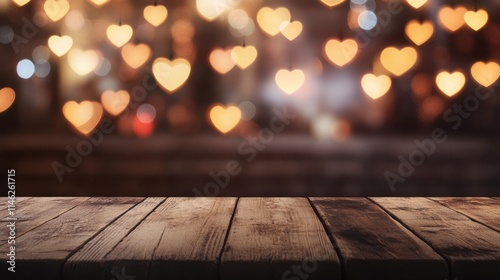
top-left (1, 197), bottom-right (499, 280)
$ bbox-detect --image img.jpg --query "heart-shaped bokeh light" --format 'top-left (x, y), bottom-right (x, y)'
top-left (275, 69), bottom-right (305, 95)
top-left (143, 5), bottom-right (168, 27)
top-left (0, 87), bottom-right (16, 113)
top-left (209, 104), bottom-right (242, 133)
top-left (323, 38), bottom-right (358, 67)
top-left (361, 74), bottom-right (392, 100)
top-left (435, 71), bottom-right (466, 97)
top-left (62, 101), bottom-right (103, 136)
top-left (152, 58), bottom-right (191, 93)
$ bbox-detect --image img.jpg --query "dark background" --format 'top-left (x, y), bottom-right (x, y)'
top-left (1, 0), bottom-right (499, 196)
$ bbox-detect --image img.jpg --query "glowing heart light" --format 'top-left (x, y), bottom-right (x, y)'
top-left (13, 0), bottom-right (30, 6)
top-left (44, 0), bottom-right (70, 22)
top-left (101, 90), bottom-right (130, 116)
top-left (209, 104), bottom-right (242, 133)
top-left (196, 0), bottom-right (227, 22)
top-left (464, 9), bottom-right (488, 31)
top-left (152, 58), bottom-right (191, 93)
top-left (231, 45), bottom-right (258, 70)
top-left (89, 0), bottom-right (109, 6)
top-left (470, 61), bottom-right (500, 87)
top-left (68, 49), bottom-right (99, 76)
top-left (435, 71), bottom-right (466, 97)
top-left (0, 87), bottom-right (16, 113)
top-left (143, 5), bottom-right (168, 27)
top-left (320, 0), bottom-right (344, 8)
top-left (437, 6), bottom-right (466, 32)
top-left (121, 43), bottom-right (151, 69)
top-left (62, 101), bottom-right (103, 135)
top-left (275, 69), bottom-right (305, 95)
top-left (209, 48), bottom-right (235, 74)
top-left (361, 74), bottom-right (391, 100)
top-left (106, 24), bottom-right (133, 47)
top-left (257, 7), bottom-right (291, 36)
top-left (405, 20), bottom-right (433, 46)
top-left (280, 21), bottom-right (303, 41)
top-left (406, 0), bottom-right (427, 9)
top-left (323, 38), bottom-right (358, 67)
top-left (380, 47), bottom-right (418, 76)
top-left (48, 35), bottom-right (73, 57)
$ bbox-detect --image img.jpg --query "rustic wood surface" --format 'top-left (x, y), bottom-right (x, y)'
top-left (0, 197), bottom-right (88, 243)
top-left (220, 198), bottom-right (340, 280)
top-left (1, 197), bottom-right (499, 280)
top-left (372, 197), bottom-right (500, 280)
top-left (310, 198), bottom-right (448, 280)
top-left (148, 197), bottom-right (237, 280)
top-left (0, 197), bottom-right (141, 280)
top-left (429, 197), bottom-right (500, 232)
top-left (0, 197), bottom-right (32, 211)
top-left (64, 197), bottom-right (165, 280)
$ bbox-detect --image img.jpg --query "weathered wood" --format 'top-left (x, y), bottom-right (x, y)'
top-left (220, 197), bottom-right (340, 280)
top-left (63, 197), bottom-right (165, 280)
top-left (310, 197), bottom-right (448, 280)
top-left (0, 197), bottom-right (142, 280)
top-left (372, 197), bottom-right (500, 280)
top-left (149, 197), bottom-right (238, 280)
top-left (430, 197), bottom-right (500, 232)
top-left (0, 197), bottom-right (33, 211)
top-left (103, 197), bottom-right (237, 280)
top-left (0, 197), bottom-right (87, 243)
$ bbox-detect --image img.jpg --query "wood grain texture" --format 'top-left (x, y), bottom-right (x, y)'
top-left (104, 197), bottom-right (237, 280)
top-left (430, 197), bottom-right (500, 232)
top-left (64, 197), bottom-right (165, 280)
top-left (372, 197), bottom-right (500, 280)
top-left (310, 197), bottom-right (448, 280)
top-left (0, 197), bottom-right (87, 243)
top-left (149, 197), bottom-right (237, 280)
top-left (0, 197), bottom-right (32, 210)
top-left (220, 198), bottom-right (340, 280)
top-left (0, 197), bottom-right (141, 280)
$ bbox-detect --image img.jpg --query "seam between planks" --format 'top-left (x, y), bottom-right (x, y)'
top-left (60, 197), bottom-right (147, 279)
top-left (307, 197), bottom-right (346, 280)
top-left (12, 197), bottom-right (92, 241)
top-left (133, 197), bottom-right (168, 280)
top-left (101, 197), bottom-right (168, 261)
top-left (427, 197), bottom-right (500, 234)
top-left (367, 197), bottom-right (453, 280)
top-left (146, 198), bottom-right (175, 280)
top-left (217, 197), bottom-right (240, 280)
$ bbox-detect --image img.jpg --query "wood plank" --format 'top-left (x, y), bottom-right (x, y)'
top-left (310, 197), bottom-right (448, 280)
top-left (430, 197), bottom-right (500, 232)
top-left (372, 197), bottom-right (500, 280)
top-left (149, 197), bottom-right (237, 280)
top-left (0, 197), bottom-right (88, 243)
top-left (0, 197), bottom-right (33, 211)
top-left (220, 197), bottom-right (340, 280)
top-left (103, 197), bottom-right (237, 280)
top-left (63, 197), bottom-right (165, 280)
top-left (0, 197), bottom-right (142, 280)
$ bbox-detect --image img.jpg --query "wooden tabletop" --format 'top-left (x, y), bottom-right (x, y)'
top-left (1, 197), bottom-right (499, 280)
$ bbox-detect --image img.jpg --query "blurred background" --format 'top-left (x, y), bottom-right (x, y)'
top-left (0, 0), bottom-right (499, 196)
